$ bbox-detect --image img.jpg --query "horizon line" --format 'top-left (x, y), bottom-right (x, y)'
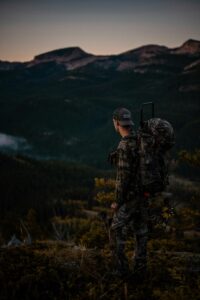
top-left (1, 38), bottom-right (199, 63)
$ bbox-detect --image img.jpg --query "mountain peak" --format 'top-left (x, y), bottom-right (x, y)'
top-left (172, 39), bottom-right (200, 55)
top-left (182, 39), bottom-right (200, 45)
top-left (119, 44), bottom-right (169, 60)
top-left (34, 47), bottom-right (91, 61)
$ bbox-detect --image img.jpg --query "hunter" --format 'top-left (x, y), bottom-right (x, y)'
top-left (109, 107), bottom-right (148, 279)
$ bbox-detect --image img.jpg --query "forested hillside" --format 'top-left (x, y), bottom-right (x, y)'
top-left (0, 40), bottom-right (199, 167)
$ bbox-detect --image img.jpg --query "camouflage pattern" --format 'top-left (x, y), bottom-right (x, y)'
top-left (141, 118), bottom-right (175, 151)
top-left (110, 130), bottom-right (148, 275)
top-left (114, 131), bottom-right (139, 207)
top-left (137, 118), bottom-right (175, 194)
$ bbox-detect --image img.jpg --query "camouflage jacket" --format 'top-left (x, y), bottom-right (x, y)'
top-left (115, 131), bottom-right (139, 207)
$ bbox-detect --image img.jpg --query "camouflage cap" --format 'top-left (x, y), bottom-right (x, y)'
top-left (113, 107), bottom-right (134, 126)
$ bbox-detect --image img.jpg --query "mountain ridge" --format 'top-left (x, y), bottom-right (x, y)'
top-left (0, 39), bottom-right (200, 72)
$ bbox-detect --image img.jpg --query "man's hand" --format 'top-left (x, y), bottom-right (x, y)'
top-left (111, 202), bottom-right (118, 211)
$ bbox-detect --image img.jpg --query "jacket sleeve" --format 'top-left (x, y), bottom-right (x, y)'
top-left (115, 145), bottom-right (132, 207)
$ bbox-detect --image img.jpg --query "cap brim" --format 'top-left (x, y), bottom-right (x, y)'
top-left (119, 119), bottom-right (134, 126)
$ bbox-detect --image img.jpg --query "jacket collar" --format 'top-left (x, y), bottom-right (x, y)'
top-left (121, 130), bottom-right (136, 140)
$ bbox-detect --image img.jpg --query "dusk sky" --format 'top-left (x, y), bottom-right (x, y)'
top-left (0, 0), bottom-right (200, 62)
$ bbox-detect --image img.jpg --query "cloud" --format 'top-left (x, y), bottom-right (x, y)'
top-left (0, 133), bottom-right (31, 151)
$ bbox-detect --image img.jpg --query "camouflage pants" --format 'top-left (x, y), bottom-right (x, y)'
top-left (110, 196), bottom-right (148, 274)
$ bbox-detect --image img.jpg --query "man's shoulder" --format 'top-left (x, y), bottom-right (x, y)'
top-left (117, 134), bottom-right (137, 151)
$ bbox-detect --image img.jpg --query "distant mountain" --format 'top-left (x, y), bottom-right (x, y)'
top-left (171, 39), bottom-right (200, 55)
top-left (1, 39), bottom-right (200, 72)
top-left (27, 47), bottom-right (101, 71)
top-left (0, 40), bottom-right (199, 168)
top-left (34, 47), bottom-right (90, 61)
top-left (0, 60), bottom-right (24, 70)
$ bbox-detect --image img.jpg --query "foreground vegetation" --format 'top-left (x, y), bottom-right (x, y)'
top-left (0, 151), bottom-right (200, 299)
top-left (1, 239), bottom-right (200, 300)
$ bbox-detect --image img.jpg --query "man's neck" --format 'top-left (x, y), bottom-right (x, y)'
top-left (119, 128), bottom-right (132, 137)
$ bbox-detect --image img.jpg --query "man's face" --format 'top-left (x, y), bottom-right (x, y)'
top-left (113, 118), bottom-right (119, 133)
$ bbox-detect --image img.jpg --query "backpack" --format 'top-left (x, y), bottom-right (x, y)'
top-left (136, 103), bottom-right (175, 195)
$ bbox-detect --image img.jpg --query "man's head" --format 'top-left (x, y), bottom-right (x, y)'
top-left (112, 107), bottom-right (134, 135)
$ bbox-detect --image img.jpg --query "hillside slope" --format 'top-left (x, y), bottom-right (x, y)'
top-left (0, 40), bottom-right (199, 167)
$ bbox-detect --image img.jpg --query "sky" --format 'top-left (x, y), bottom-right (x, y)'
top-left (0, 0), bottom-right (200, 62)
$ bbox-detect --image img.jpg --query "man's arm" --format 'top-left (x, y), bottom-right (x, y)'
top-left (115, 145), bottom-right (132, 207)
